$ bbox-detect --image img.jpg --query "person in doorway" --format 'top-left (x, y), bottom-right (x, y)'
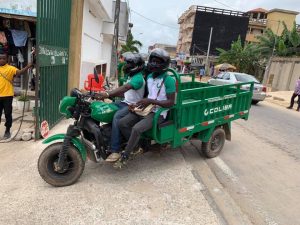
top-left (0, 52), bottom-right (33, 139)
top-left (199, 67), bottom-right (205, 81)
top-left (116, 48), bottom-right (176, 167)
top-left (96, 52), bottom-right (145, 162)
top-left (287, 76), bottom-right (300, 111)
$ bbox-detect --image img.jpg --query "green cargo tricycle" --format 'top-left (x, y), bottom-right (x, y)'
top-left (38, 69), bottom-right (253, 187)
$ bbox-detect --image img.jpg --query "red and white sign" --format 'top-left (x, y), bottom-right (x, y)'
top-left (40, 120), bottom-right (49, 138)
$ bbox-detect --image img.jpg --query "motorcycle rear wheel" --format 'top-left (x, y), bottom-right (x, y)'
top-left (38, 143), bottom-right (85, 187)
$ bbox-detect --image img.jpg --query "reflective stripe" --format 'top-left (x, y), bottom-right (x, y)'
top-left (179, 125), bottom-right (194, 133)
top-left (239, 110), bottom-right (249, 116)
top-left (224, 114), bottom-right (234, 120)
top-left (201, 120), bottom-right (215, 126)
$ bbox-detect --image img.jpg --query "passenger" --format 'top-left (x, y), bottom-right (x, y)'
top-left (96, 52), bottom-right (145, 162)
top-left (117, 48), bottom-right (176, 167)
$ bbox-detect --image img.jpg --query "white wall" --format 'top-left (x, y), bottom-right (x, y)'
top-left (79, 0), bottom-right (113, 89)
top-left (101, 0), bottom-right (113, 18)
top-left (268, 58), bottom-right (300, 91)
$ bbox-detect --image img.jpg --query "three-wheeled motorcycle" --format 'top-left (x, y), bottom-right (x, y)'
top-left (38, 69), bottom-right (253, 187)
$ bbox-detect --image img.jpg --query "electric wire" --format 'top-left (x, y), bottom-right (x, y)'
top-left (131, 9), bottom-right (178, 30)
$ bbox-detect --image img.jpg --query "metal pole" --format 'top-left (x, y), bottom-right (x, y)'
top-left (205, 27), bottom-right (213, 75)
top-left (263, 20), bottom-right (280, 86)
top-left (110, 0), bottom-right (120, 80)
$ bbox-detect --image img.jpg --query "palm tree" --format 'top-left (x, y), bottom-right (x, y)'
top-left (120, 30), bottom-right (142, 53)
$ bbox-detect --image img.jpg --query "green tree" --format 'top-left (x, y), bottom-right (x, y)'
top-left (288, 22), bottom-right (300, 56)
top-left (257, 22), bottom-right (300, 57)
top-left (217, 36), bottom-right (261, 75)
top-left (256, 28), bottom-right (277, 57)
top-left (121, 30), bottom-right (142, 53)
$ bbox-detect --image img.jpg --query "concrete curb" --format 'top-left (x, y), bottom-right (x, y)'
top-left (180, 142), bottom-right (252, 225)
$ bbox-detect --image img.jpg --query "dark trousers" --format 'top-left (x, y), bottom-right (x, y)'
top-left (289, 93), bottom-right (300, 109)
top-left (0, 96), bottom-right (13, 130)
top-left (118, 112), bottom-right (164, 154)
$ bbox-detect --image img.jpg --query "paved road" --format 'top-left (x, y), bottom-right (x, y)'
top-left (206, 101), bottom-right (300, 225)
top-left (0, 120), bottom-right (222, 225)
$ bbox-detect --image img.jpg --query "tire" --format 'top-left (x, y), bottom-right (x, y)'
top-left (38, 143), bottom-right (85, 187)
top-left (252, 100), bottom-right (259, 105)
top-left (201, 127), bottom-right (226, 158)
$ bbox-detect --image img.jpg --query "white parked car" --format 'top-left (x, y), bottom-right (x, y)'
top-left (208, 72), bottom-right (266, 104)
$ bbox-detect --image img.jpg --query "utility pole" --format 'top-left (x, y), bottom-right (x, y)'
top-left (110, 0), bottom-right (120, 80)
top-left (205, 27), bottom-right (213, 75)
top-left (263, 20), bottom-right (281, 86)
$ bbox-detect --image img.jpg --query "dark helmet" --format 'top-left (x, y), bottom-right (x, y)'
top-left (122, 52), bottom-right (145, 75)
top-left (147, 48), bottom-right (170, 73)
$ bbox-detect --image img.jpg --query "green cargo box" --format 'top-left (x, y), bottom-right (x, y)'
top-left (148, 69), bottom-right (253, 150)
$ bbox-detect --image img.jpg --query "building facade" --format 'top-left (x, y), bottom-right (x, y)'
top-left (68, 0), bottom-right (129, 91)
top-left (177, 6), bottom-right (196, 56)
top-left (246, 8), bottom-right (299, 43)
top-left (178, 5), bottom-right (299, 54)
top-left (246, 8), bottom-right (268, 43)
top-left (149, 43), bottom-right (177, 58)
top-left (176, 6), bottom-right (249, 56)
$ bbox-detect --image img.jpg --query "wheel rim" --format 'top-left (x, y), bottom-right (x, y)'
top-left (47, 153), bottom-right (75, 176)
top-left (211, 134), bottom-right (223, 152)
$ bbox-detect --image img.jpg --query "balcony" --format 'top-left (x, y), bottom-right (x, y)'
top-left (249, 18), bottom-right (267, 27)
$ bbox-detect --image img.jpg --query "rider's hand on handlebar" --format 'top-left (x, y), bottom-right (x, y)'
top-left (95, 91), bottom-right (109, 100)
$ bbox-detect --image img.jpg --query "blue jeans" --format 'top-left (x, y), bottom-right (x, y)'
top-left (110, 102), bottom-right (129, 153)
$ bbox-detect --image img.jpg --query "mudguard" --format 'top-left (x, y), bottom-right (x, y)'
top-left (42, 134), bottom-right (87, 161)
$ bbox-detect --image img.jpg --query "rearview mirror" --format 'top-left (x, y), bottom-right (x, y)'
top-left (93, 67), bottom-right (99, 84)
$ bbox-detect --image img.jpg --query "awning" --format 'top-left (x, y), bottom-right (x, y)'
top-left (0, 13), bottom-right (36, 22)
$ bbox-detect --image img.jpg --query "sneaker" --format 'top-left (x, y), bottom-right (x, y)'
top-left (286, 106), bottom-right (293, 109)
top-left (113, 153), bottom-right (130, 169)
top-left (3, 131), bottom-right (11, 140)
top-left (105, 153), bottom-right (121, 162)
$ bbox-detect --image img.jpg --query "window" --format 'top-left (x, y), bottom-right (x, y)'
top-left (234, 74), bottom-right (260, 83)
top-left (223, 73), bottom-right (231, 80)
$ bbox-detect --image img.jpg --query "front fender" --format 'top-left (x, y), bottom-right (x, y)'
top-left (43, 134), bottom-right (87, 161)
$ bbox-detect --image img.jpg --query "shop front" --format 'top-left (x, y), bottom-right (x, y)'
top-left (0, 1), bottom-right (36, 93)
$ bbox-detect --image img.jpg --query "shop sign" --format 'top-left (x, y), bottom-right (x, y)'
top-left (39, 45), bottom-right (69, 67)
top-left (0, 0), bottom-right (37, 17)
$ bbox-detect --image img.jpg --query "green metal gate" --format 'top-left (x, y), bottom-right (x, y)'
top-left (36, 0), bottom-right (72, 133)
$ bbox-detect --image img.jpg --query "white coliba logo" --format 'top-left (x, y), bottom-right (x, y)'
top-left (204, 104), bottom-right (232, 116)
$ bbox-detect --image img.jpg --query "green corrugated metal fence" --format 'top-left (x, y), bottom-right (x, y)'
top-left (36, 0), bottom-right (72, 132)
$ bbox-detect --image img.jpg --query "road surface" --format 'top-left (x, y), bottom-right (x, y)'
top-left (206, 101), bottom-right (300, 225)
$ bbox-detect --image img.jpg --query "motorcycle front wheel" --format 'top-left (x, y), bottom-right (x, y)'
top-left (38, 143), bottom-right (85, 187)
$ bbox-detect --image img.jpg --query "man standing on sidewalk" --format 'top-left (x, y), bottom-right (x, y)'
top-left (287, 77), bottom-right (300, 112)
top-left (0, 52), bottom-right (33, 139)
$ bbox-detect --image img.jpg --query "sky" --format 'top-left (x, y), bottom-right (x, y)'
top-left (126, 0), bottom-right (300, 53)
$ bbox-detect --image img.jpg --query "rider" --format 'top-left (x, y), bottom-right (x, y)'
top-left (97, 52), bottom-right (145, 162)
top-left (117, 48), bottom-right (176, 166)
